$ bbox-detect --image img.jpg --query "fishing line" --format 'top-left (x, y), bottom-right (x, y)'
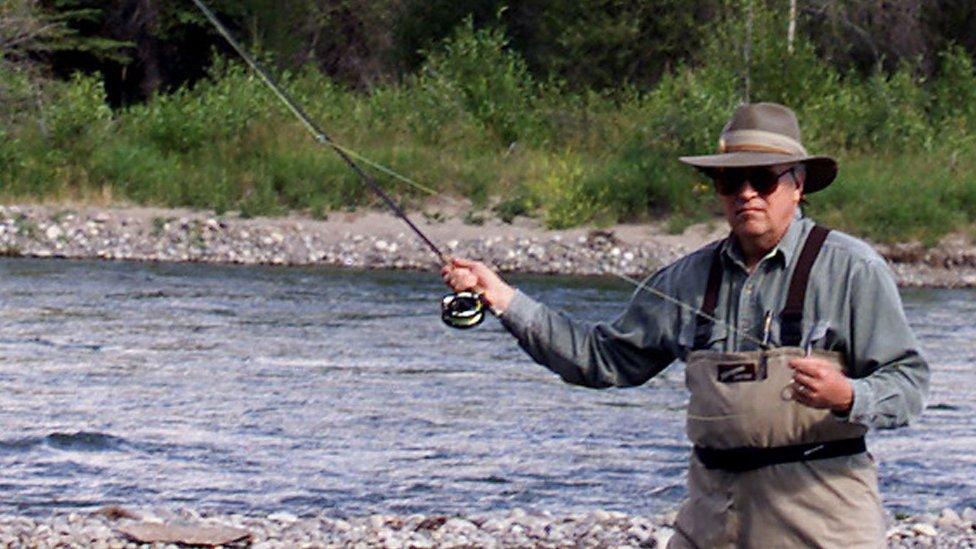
top-left (191, 0), bottom-right (444, 262)
top-left (191, 0), bottom-right (768, 345)
top-left (191, 0), bottom-right (484, 329)
top-left (616, 273), bottom-right (769, 350)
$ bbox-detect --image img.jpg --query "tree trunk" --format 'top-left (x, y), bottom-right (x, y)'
top-left (788, 0), bottom-right (797, 54)
top-left (743, 0), bottom-right (753, 103)
top-left (134, 0), bottom-right (162, 98)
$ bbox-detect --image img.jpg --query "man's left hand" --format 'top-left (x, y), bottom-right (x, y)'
top-left (788, 357), bottom-right (854, 413)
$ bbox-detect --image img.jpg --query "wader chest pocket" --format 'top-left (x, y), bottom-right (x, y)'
top-left (716, 361), bottom-right (765, 383)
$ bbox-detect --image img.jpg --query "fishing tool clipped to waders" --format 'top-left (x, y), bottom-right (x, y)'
top-left (190, 0), bottom-right (485, 330)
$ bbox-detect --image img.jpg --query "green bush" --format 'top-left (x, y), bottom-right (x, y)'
top-left (45, 73), bottom-right (112, 149)
top-left (417, 16), bottom-right (542, 146)
top-left (0, 2), bottom-right (974, 245)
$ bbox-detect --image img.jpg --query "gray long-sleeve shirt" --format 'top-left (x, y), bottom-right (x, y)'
top-left (498, 214), bottom-right (930, 430)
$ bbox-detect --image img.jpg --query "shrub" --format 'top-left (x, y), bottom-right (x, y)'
top-left (0, 1), bottom-right (974, 246)
top-left (45, 73), bottom-right (112, 149)
top-left (417, 16), bottom-right (542, 146)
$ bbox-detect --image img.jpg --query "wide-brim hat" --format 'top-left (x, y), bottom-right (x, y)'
top-left (679, 102), bottom-right (837, 194)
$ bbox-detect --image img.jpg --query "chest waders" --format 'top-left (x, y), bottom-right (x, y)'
top-left (669, 226), bottom-right (884, 549)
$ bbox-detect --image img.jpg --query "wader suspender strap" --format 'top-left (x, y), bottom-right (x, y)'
top-left (693, 226), bottom-right (831, 350)
top-left (779, 225), bottom-right (831, 346)
top-left (693, 244), bottom-right (726, 350)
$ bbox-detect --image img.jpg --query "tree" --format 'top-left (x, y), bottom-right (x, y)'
top-left (38, 0), bottom-right (248, 104)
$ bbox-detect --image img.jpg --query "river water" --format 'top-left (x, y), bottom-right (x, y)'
top-left (0, 258), bottom-right (972, 518)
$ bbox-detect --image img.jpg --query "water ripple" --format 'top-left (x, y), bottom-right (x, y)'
top-left (0, 258), bottom-right (971, 518)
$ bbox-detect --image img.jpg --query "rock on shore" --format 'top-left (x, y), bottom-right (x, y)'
top-left (0, 204), bottom-right (974, 288)
top-left (1, 507), bottom-right (973, 548)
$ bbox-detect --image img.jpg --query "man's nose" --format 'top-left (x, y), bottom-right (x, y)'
top-left (736, 180), bottom-right (759, 198)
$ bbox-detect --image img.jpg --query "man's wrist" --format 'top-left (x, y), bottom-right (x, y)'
top-left (830, 380), bottom-right (855, 415)
top-left (485, 285), bottom-right (516, 314)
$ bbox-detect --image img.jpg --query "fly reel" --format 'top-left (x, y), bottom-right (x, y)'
top-left (441, 291), bottom-right (486, 329)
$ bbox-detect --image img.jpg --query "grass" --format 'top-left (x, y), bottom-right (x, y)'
top-left (809, 149), bottom-right (976, 245)
top-left (0, 19), bottom-right (975, 245)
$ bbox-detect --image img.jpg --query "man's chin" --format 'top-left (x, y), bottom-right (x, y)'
top-left (732, 220), bottom-right (770, 239)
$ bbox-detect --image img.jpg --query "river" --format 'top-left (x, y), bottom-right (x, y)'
top-left (0, 258), bottom-right (972, 518)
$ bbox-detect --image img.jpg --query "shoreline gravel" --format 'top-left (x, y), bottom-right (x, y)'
top-left (1, 506), bottom-right (973, 548)
top-left (0, 204), bottom-right (973, 288)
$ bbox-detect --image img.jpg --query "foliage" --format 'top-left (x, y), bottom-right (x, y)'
top-left (416, 16), bottom-right (541, 145)
top-left (0, 3), bottom-right (975, 244)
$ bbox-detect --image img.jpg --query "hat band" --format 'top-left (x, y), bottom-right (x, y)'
top-left (718, 129), bottom-right (808, 156)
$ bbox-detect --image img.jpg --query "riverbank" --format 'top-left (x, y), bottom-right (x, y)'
top-left (1, 506), bottom-right (973, 547)
top-left (1, 204), bottom-right (974, 287)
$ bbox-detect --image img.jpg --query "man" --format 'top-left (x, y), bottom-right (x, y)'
top-left (442, 102), bottom-right (929, 548)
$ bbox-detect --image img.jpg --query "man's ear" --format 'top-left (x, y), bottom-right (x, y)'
top-left (792, 168), bottom-right (804, 201)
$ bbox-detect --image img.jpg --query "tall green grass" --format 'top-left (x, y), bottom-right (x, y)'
top-left (1, 11), bottom-right (975, 244)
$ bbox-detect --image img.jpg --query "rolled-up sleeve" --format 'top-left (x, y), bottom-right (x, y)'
top-left (843, 259), bottom-right (930, 429)
top-left (498, 270), bottom-right (682, 388)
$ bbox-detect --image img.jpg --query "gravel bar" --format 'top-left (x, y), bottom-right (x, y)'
top-left (1, 506), bottom-right (974, 548)
top-left (0, 205), bottom-right (973, 287)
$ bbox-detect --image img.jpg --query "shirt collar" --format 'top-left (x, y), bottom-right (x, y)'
top-left (721, 208), bottom-right (809, 270)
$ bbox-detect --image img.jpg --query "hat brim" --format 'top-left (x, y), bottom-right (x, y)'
top-left (679, 152), bottom-right (838, 194)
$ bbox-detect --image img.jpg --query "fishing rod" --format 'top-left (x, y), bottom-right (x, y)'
top-left (190, 0), bottom-right (485, 329)
top-left (191, 0), bottom-right (771, 348)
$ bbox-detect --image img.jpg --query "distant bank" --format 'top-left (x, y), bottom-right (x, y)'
top-left (0, 203), bottom-right (973, 288)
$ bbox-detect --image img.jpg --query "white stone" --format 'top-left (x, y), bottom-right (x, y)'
top-left (45, 225), bottom-right (62, 240)
top-left (655, 527), bottom-right (676, 547)
top-left (936, 508), bottom-right (962, 529)
top-left (442, 518), bottom-right (478, 534)
top-left (406, 537), bottom-right (433, 549)
top-left (268, 511), bottom-right (298, 524)
top-left (911, 522), bottom-right (938, 536)
top-left (368, 514), bottom-right (386, 529)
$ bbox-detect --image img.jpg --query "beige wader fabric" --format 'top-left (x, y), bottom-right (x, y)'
top-left (668, 348), bottom-right (883, 549)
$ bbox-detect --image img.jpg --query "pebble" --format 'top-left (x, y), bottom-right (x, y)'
top-left (912, 522), bottom-right (939, 537)
top-left (267, 511), bottom-right (298, 523)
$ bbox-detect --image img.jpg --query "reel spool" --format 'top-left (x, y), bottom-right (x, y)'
top-left (441, 291), bottom-right (486, 329)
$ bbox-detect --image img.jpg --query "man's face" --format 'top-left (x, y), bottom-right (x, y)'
top-left (713, 164), bottom-right (803, 243)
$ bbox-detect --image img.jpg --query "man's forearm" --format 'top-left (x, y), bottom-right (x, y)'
top-left (500, 290), bottom-right (671, 388)
top-left (842, 353), bottom-right (930, 429)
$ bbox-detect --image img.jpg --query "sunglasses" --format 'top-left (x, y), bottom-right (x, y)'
top-left (711, 166), bottom-right (796, 196)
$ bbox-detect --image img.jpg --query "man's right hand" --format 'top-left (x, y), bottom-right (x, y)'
top-left (441, 258), bottom-right (516, 314)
